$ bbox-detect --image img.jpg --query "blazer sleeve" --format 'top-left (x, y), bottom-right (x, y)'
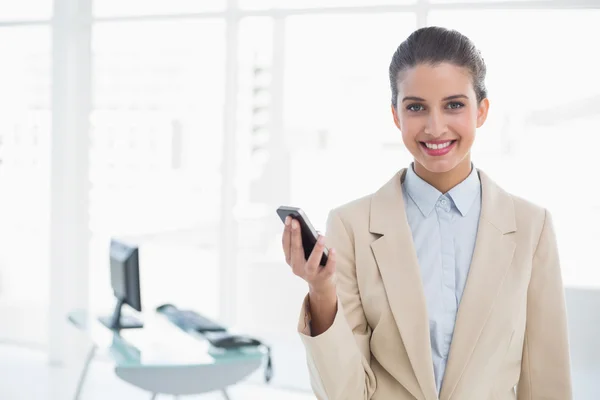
top-left (517, 210), bottom-right (573, 399)
top-left (297, 210), bottom-right (377, 400)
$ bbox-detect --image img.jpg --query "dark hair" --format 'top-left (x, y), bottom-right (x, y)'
top-left (389, 26), bottom-right (487, 107)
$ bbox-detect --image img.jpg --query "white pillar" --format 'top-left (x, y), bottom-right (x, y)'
top-left (49, 0), bottom-right (92, 365)
top-left (218, 0), bottom-right (240, 326)
top-left (416, 0), bottom-right (428, 28)
top-left (267, 16), bottom-right (290, 204)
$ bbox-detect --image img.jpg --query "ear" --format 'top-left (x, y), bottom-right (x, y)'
top-left (476, 98), bottom-right (490, 128)
top-left (391, 104), bottom-right (402, 130)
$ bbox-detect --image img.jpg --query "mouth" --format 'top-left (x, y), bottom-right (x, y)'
top-left (419, 140), bottom-right (457, 156)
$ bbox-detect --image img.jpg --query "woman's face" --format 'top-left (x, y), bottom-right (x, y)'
top-left (391, 62), bottom-right (489, 174)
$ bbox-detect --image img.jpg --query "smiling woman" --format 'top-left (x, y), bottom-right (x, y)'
top-left (282, 26), bottom-right (573, 400)
top-left (392, 62), bottom-right (489, 191)
top-left (388, 27), bottom-right (489, 192)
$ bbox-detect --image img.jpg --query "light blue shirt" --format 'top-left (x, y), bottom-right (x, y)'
top-left (402, 164), bottom-right (481, 393)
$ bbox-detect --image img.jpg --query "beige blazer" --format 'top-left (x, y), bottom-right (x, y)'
top-left (297, 168), bottom-right (572, 400)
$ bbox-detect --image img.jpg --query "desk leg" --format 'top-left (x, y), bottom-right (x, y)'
top-left (221, 389), bottom-right (231, 400)
top-left (73, 344), bottom-right (97, 400)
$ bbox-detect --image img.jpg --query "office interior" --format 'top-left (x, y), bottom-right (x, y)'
top-left (1, 0), bottom-right (599, 399)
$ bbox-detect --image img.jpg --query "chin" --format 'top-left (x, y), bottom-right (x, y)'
top-left (418, 159), bottom-right (459, 174)
top-left (412, 142), bottom-right (471, 175)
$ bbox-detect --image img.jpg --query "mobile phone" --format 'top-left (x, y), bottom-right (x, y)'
top-left (276, 206), bottom-right (329, 266)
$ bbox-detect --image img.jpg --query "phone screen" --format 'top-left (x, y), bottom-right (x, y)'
top-left (276, 206), bottom-right (328, 266)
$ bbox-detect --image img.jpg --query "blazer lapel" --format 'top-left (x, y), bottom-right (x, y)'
top-left (370, 169), bottom-right (438, 400)
top-left (439, 170), bottom-right (517, 400)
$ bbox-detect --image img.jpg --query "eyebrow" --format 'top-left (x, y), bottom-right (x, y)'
top-left (402, 94), bottom-right (469, 102)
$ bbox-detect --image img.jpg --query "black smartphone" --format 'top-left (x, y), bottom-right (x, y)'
top-left (276, 206), bottom-right (329, 266)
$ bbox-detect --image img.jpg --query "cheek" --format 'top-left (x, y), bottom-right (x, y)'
top-left (449, 112), bottom-right (477, 142)
top-left (398, 115), bottom-right (423, 141)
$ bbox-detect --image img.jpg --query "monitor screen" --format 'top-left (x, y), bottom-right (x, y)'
top-left (109, 239), bottom-right (140, 311)
top-left (109, 246), bottom-right (128, 299)
top-left (100, 239), bottom-right (143, 330)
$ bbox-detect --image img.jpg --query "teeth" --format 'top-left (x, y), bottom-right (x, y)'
top-left (425, 141), bottom-right (452, 150)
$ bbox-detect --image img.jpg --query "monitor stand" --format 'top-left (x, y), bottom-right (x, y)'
top-left (98, 298), bottom-right (144, 331)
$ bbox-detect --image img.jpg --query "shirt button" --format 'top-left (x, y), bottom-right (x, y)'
top-left (440, 199), bottom-right (447, 206)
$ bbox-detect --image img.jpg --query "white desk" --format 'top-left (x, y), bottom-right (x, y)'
top-left (68, 310), bottom-right (267, 400)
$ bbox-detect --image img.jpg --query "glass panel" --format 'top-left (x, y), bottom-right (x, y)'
top-left (233, 14), bottom-right (416, 391)
top-left (431, 0), bottom-right (549, 2)
top-left (91, 20), bottom-right (225, 320)
top-left (0, 0), bottom-right (51, 21)
top-left (284, 13), bottom-right (417, 226)
top-left (233, 15), bottom-right (283, 385)
top-left (428, 10), bottom-right (600, 287)
top-left (240, 0), bottom-right (415, 10)
top-left (94, 0), bottom-right (225, 17)
top-left (0, 26), bottom-right (51, 346)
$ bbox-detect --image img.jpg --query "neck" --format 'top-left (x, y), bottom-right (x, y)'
top-left (413, 156), bottom-right (472, 194)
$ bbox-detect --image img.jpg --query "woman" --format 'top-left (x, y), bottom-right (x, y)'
top-left (281, 27), bottom-right (572, 400)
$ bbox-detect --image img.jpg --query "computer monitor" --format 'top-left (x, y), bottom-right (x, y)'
top-left (98, 239), bottom-right (143, 330)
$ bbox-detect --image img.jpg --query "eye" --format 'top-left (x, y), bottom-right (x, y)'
top-left (446, 101), bottom-right (465, 110)
top-left (406, 103), bottom-right (425, 112)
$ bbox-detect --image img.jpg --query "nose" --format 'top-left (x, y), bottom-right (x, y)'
top-left (424, 110), bottom-right (447, 138)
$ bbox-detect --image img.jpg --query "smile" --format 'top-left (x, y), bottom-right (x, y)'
top-left (420, 140), bottom-right (457, 156)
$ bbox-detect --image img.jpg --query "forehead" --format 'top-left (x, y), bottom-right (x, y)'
top-left (397, 62), bottom-right (475, 99)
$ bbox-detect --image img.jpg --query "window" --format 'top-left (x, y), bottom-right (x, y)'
top-left (234, 17), bottom-right (274, 210)
top-left (94, 0), bottom-right (225, 17)
top-left (240, 0), bottom-right (415, 10)
top-left (429, 9), bottom-right (600, 287)
top-left (0, 26), bottom-right (51, 346)
top-left (0, 0), bottom-right (51, 21)
top-left (90, 20), bottom-right (226, 319)
top-left (284, 13), bottom-right (417, 226)
top-left (431, 0), bottom-right (550, 3)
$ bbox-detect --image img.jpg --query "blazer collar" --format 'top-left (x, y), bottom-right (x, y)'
top-left (369, 168), bottom-right (516, 400)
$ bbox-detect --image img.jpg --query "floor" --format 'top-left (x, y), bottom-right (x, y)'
top-left (0, 344), bottom-right (316, 400)
top-left (2, 342), bottom-right (599, 400)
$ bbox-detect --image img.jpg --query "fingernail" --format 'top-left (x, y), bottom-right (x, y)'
top-left (285, 216), bottom-right (290, 226)
top-left (318, 235), bottom-right (325, 244)
top-left (292, 220), bottom-right (298, 229)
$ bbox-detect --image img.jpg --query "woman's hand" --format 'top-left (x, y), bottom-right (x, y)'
top-left (281, 216), bottom-right (337, 296)
top-left (282, 216), bottom-right (338, 336)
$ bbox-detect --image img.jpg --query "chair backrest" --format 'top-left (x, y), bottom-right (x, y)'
top-left (565, 287), bottom-right (600, 369)
top-left (564, 287), bottom-right (600, 398)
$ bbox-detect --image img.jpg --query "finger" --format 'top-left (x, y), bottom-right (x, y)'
top-left (319, 247), bottom-right (336, 279)
top-left (282, 217), bottom-right (292, 264)
top-left (290, 219), bottom-right (305, 268)
top-left (306, 234), bottom-right (326, 275)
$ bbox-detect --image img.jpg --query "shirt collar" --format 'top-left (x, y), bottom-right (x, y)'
top-left (403, 163), bottom-right (480, 217)
top-left (447, 165), bottom-right (481, 217)
top-left (403, 164), bottom-right (442, 217)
